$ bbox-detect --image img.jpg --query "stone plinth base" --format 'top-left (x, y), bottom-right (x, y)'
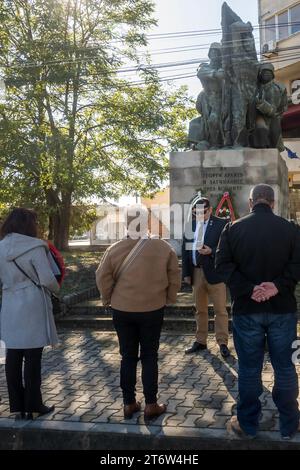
top-left (170, 147), bottom-right (288, 214)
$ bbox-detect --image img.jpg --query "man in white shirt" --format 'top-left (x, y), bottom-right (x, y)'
top-left (182, 197), bottom-right (229, 357)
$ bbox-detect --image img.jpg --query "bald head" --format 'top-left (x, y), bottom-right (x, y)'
top-left (249, 184), bottom-right (275, 210)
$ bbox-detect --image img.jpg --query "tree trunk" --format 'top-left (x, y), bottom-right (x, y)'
top-left (46, 190), bottom-right (72, 250)
top-left (48, 215), bottom-right (54, 241)
top-left (53, 195), bottom-right (72, 251)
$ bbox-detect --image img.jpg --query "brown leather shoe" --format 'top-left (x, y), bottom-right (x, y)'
top-left (123, 401), bottom-right (141, 419)
top-left (144, 403), bottom-right (167, 420)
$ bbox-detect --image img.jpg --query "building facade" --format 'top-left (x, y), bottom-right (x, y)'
top-left (259, 0), bottom-right (300, 220)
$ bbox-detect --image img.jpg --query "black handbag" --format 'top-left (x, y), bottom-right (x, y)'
top-left (50, 293), bottom-right (61, 316)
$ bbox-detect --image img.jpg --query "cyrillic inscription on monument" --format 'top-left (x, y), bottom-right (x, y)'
top-left (200, 169), bottom-right (244, 192)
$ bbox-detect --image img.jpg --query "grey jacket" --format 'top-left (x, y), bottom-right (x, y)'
top-left (0, 233), bottom-right (60, 349)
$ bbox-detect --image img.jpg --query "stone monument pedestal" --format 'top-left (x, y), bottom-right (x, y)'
top-left (169, 148), bottom-right (289, 250)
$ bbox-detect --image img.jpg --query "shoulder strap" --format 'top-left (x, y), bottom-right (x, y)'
top-left (114, 238), bottom-right (149, 285)
top-left (13, 259), bottom-right (59, 300)
top-left (13, 260), bottom-right (41, 288)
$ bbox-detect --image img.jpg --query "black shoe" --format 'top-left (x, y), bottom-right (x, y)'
top-left (14, 412), bottom-right (25, 421)
top-left (185, 341), bottom-right (207, 354)
top-left (26, 405), bottom-right (55, 420)
top-left (219, 344), bottom-right (230, 358)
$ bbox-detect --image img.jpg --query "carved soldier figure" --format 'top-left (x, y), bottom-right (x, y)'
top-left (188, 43), bottom-right (224, 150)
top-left (251, 63), bottom-right (288, 152)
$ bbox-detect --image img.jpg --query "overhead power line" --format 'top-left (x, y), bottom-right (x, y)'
top-left (3, 42), bottom-right (300, 74)
top-left (65, 52), bottom-right (300, 90)
top-left (3, 45), bottom-right (300, 81)
top-left (145, 21), bottom-right (300, 39)
top-left (1, 36), bottom-right (262, 69)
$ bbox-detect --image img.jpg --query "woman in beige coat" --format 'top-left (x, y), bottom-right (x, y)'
top-left (0, 208), bottom-right (60, 419)
top-left (96, 204), bottom-right (181, 420)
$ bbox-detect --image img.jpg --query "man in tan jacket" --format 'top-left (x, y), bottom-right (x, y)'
top-left (96, 204), bottom-right (181, 421)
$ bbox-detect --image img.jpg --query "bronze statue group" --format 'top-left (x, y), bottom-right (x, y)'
top-left (188, 3), bottom-right (287, 152)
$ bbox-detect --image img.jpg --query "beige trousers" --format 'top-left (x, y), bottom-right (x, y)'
top-left (193, 267), bottom-right (228, 345)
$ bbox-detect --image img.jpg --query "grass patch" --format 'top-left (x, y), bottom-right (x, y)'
top-left (60, 250), bottom-right (104, 297)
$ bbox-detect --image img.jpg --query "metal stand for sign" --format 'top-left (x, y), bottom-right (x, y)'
top-left (215, 192), bottom-right (236, 221)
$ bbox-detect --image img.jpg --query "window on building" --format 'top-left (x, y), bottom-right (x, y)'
top-left (278, 10), bottom-right (289, 40)
top-left (291, 79), bottom-right (300, 105)
top-left (263, 4), bottom-right (300, 45)
top-left (291, 3), bottom-right (300, 34)
top-left (265, 16), bottom-right (276, 42)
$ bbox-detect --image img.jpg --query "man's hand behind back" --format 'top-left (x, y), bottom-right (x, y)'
top-left (251, 282), bottom-right (279, 303)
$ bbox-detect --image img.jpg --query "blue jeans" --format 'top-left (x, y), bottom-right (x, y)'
top-left (233, 312), bottom-right (299, 437)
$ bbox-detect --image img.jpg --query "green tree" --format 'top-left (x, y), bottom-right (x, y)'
top-left (0, 0), bottom-right (194, 249)
top-left (69, 204), bottom-right (97, 238)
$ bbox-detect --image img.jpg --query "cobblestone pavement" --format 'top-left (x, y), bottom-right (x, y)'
top-left (0, 329), bottom-right (299, 437)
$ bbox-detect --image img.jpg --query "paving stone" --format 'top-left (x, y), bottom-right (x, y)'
top-left (216, 401), bottom-right (235, 416)
top-left (210, 392), bottom-right (228, 409)
top-left (259, 410), bottom-right (277, 431)
top-left (172, 389), bottom-right (189, 400)
top-left (143, 412), bottom-right (174, 427)
top-left (178, 414), bottom-right (202, 427)
top-left (178, 396), bottom-right (198, 408)
top-left (80, 413), bottom-right (100, 422)
top-left (92, 409), bottom-right (119, 423)
top-left (198, 374), bottom-right (211, 386)
top-left (193, 408), bottom-right (220, 428)
top-left (194, 390), bottom-right (214, 406)
top-left (174, 406), bottom-right (193, 418)
top-left (208, 415), bottom-right (230, 429)
top-left (261, 394), bottom-right (277, 410)
top-left (164, 416), bottom-right (186, 426)
top-left (164, 399), bottom-right (185, 413)
top-left (1, 330), bottom-right (299, 446)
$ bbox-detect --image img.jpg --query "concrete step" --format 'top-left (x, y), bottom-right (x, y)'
top-left (1, 418), bottom-right (298, 450)
top-left (66, 305), bottom-right (231, 318)
top-left (59, 289), bottom-right (233, 331)
top-left (67, 293), bottom-right (231, 318)
top-left (57, 314), bottom-right (233, 332)
top-left (59, 288), bottom-right (232, 331)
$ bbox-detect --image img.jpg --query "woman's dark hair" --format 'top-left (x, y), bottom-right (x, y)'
top-left (0, 208), bottom-right (38, 239)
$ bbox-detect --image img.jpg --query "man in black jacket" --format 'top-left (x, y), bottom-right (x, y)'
top-left (182, 197), bottom-right (229, 357)
top-left (216, 184), bottom-right (300, 440)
